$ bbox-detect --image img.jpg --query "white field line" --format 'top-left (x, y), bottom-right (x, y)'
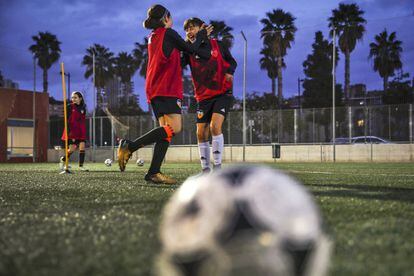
top-left (288, 170), bottom-right (414, 178)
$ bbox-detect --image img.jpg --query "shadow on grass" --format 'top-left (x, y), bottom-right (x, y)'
top-left (309, 183), bottom-right (414, 203)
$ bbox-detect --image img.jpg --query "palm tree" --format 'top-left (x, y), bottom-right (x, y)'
top-left (328, 3), bottom-right (366, 104)
top-left (115, 52), bottom-right (137, 83)
top-left (368, 29), bottom-right (402, 91)
top-left (114, 52), bottom-right (137, 105)
top-left (260, 9), bottom-right (296, 106)
top-left (29, 31), bottom-right (61, 93)
top-left (259, 46), bottom-right (283, 96)
top-left (132, 38), bottom-right (148, 78)
top-left (209, 20), bottom-right (234, 49)
top-left (82, 44), bottom-right (115, 107)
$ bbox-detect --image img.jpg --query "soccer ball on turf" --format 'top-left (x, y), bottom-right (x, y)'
top-left (157, 165), bottom-right (332, 276)
top-left (104, 159), bottom-right (112, 167)
top-left (136, 159), bottom-right (144, 166)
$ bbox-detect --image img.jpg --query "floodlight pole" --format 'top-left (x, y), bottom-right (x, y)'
top-left (241, 31), bottom-right (247, 162)
top-left (92, 52), bottom-right (96, 162)
top-left (332, 28), bottom-right (336, 162)
top-left (32, 55), bottom-right (36, 162)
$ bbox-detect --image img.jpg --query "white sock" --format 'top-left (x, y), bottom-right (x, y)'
top-left (198, 141), bottom-right (210, 170)
top-left (212, 134), bottom-right (224, 166)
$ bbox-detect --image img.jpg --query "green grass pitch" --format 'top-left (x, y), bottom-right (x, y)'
top-left (0, 162), bottom-right (413, 275)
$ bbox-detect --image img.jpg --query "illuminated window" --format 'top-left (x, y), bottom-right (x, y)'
top-left (7, 119), bottom-right (34, 157)
top-left (357, 119), bottom-right (364, 127)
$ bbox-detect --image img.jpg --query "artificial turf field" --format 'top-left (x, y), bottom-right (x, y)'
top-left (0, 162), bottom-right (413, 276)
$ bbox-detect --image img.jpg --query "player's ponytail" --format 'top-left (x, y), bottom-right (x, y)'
top-left (143, 4), bottom-right (170, 30)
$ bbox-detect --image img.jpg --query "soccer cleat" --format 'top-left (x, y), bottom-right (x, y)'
top-left (145, 172), bottom-right (177, 185)
top-left (202, 167), bottom-right (211, 173)
top-left (194, 167), bottom-right (211, 178)
top-left (59, 157), bottom-right (64, 171)
top-left (117, 139), bottom-right (132, 172)
top-left (213, 164), bottom-right (222, 171)
top-left (79, 166), bottom-right (89, 172)
top-left (59, 157), bottom-right (71, 171)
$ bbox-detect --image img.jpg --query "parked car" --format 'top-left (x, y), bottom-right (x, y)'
top-left (332, 137), bottom-right (352, 144)
top-left (351, 136), bottom-right (391, 144)
top-left (332, 136), bottom-right (391, 144)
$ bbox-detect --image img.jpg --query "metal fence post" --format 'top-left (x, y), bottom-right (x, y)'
top-left (348, 106), bottom-right (352, 142)
top-left (294, 108), bottom-right (297, 144)
top-left (278, 109), bottom-right (281, 143)
top-left (182, 116), bottom-right (185, 144)
top-left (409, 104), bottom-right (413, 144)
top-left (111, 117), bottom-right (114, 159)
top-left (100, 117), bottom-right (103, 147)
top-left (227, 112), bottom-right (231, 144)
top-left (388, 105), bottom-right (391, 140)
top-left (312, 108), bottom-right (315, 143)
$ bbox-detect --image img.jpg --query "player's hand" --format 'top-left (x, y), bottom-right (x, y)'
top-left (206, 24), bottom-right (214, 37)
top-left (225, 73), bottom-right (233, 82)
top-left (185, 33), bottom-right (191, 42)
top-left (201, 24), bottom-right (214, 37)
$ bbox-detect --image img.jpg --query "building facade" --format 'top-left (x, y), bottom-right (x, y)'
top-left (0, 88), bottom-right (49, 162)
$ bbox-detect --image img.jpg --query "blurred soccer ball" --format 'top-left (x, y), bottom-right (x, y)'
top-left (136, 159), bottom-right (144, 166)
top-left (104, 159), bottom-right (112, 167)
top-left (158, 165), bottom-right (332, 276)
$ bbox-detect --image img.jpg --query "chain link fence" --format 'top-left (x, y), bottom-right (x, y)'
top-left (48, 103), bottom-right (413, 148)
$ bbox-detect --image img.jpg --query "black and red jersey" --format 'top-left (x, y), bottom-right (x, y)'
top-left (145, 27), bottom-right (209, 103)
top-left (146, 27), bottom-right (183, 102)
top-left (189, 39), bottom-right (234, 102)
top-left (61, 103), bottom-right (87, 141)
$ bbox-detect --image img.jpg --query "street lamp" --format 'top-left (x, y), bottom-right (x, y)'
top-left (241, 31), bottom-right (247, 162)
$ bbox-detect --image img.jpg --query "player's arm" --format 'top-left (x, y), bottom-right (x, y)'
top-left (219, 42), bottom-right (237, 81)
top-left (181, 50), bottom-right (190, 68)
top-left (165, 28), bottom-right (210, 59)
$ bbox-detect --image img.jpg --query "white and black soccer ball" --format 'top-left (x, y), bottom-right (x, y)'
top-left (136, 158), bottom-right (144, 167)
top-left (104, 158), bottom-right (112, 167)
top-left (158, 165), bottom-right (332, 276)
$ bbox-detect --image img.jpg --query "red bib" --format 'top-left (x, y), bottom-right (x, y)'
top-left (146, 28), bottom-right (183, 102)
top-left (190, 39), bottom-right (232, 102)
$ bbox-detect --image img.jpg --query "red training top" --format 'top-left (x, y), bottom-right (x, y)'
top-left (189, 39), bottom-right (232, 102)
top-left (145, 27), bottom-right (183, 102)
top-left (61, 103), bottom-right (87, 141)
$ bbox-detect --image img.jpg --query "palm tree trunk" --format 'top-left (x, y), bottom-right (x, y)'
top-left (345, 48), bottom-right (350, 105)
top-left (277, 56), bottom-right (283, 107)
top-left (383, 76), bottom-right (388, 91)
top-left (271, 77), bottom-right (276, 96)
top-left (43, 69), bottom-right (48, 93)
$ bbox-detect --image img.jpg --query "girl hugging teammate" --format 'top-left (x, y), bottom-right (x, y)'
top-left (183, 17), bottom-right (237, 173)
top-left (117, 5), bottom-right (212, 184)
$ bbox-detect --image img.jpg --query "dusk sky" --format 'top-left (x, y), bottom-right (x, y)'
top-left (1, 0), bottom-right (413, 111)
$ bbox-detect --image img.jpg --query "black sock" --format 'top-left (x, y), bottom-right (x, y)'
top-left (79, 150), bottom-right (85, 167)
top-left (148, 139), bottom-right (170, 175)
top-left (62, 151), bottom-right (73, 162)
top-left (129, 127), bottom-right (169, 152)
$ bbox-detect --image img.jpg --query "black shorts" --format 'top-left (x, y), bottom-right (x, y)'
top-left (61, 139), bottom-right (85, 147)
top-left (151, 96), bottom-right (182, 119)
top-left (196, 93), bottom-right (233, 123)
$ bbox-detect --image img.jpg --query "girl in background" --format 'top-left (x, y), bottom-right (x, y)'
top-left (60, 91), bottom-right (88, 171)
